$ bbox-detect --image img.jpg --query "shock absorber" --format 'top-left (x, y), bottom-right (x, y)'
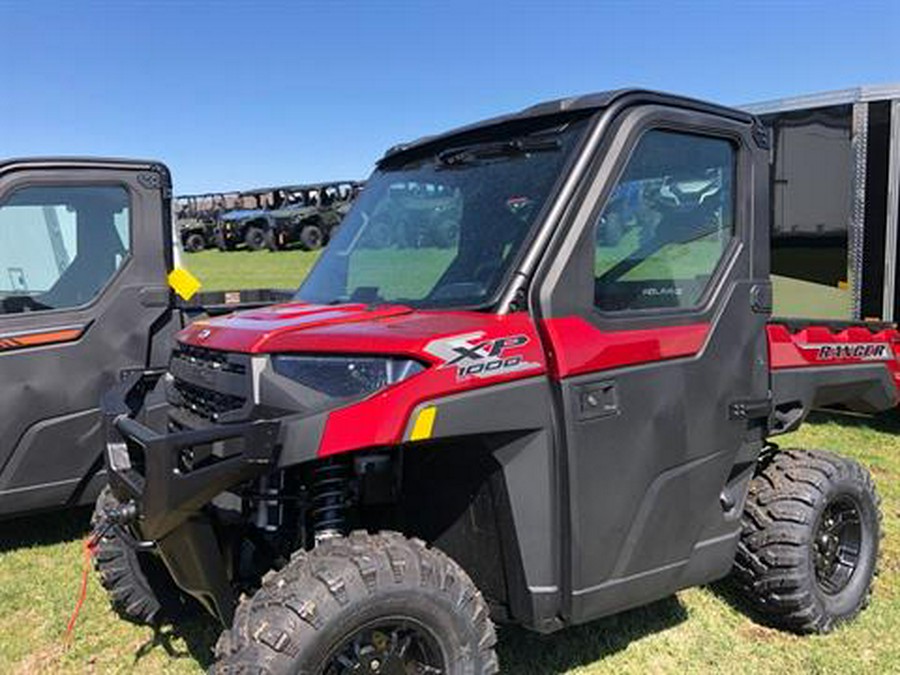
top-left (311, 458), bottom-right (350, 543)
top-left (253, 472), bottom-right (285, 533)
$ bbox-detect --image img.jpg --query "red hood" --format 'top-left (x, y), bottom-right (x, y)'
top-left (177, 302), bottom-right (538, 360)
top-left (178, 303), bottom-right (412, 354)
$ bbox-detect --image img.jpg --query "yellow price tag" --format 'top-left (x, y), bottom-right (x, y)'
top-left (168, 267), bottom-right (202, 301)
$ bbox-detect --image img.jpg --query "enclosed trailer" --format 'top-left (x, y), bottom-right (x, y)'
top-left (743, 85), bottom-right (900, 322)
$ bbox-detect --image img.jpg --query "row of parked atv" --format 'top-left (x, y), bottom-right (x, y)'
top-left (175, 181), bottom-right (364, 253)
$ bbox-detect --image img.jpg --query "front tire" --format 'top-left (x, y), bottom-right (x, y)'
top-left (212, 531), bottom-right (499, 674)
top-left (91, 487), bottom-right (192, 625)
top-left (733, 448), bottom-right (881, 634)
top-left (184, 232), bottom-right (206, 253)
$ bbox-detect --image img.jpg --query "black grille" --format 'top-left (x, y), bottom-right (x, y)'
top-left (175, 344), bottom-right (247, 375)
top-left (168, 344), bottom-right (251, 422)
top-left (172, 379), bottom-right (246, 421)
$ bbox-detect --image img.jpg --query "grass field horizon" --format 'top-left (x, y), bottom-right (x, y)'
top-left (1, 250), bottom-right (897, 674)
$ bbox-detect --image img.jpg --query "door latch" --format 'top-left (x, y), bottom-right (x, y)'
top-left (576, 381), bottom-right (619, 421)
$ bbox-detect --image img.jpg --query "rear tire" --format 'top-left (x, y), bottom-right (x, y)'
top-left (91, 486), bottom-right (193, 625)
top-left (245, 226), bottom-right (267, 251)
top-left (299, 223), bottom-right (325, 250)
top-left (733, 448), bottom-right (881, 634)
top-left (212, 531), bottom-right (499, 674)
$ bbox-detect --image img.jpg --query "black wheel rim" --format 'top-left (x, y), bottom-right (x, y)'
top-left (305, 228), bottom-right (323, 248)
top-left (814, 495), bottom-right (863, 595)
top-left (321, 617), bottom-right (448, 675)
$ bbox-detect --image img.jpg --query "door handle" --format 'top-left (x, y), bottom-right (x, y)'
top-left (575, 380), bottom-right (619, 421)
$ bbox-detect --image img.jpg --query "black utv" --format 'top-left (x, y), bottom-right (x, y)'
top-left (176, 193), bottom-right (238, 253)
top-left (215, 182), bottom-right (363, 252)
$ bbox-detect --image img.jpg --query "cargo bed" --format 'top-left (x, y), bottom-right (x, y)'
top-left (767, 317), bottom-right (900, 434)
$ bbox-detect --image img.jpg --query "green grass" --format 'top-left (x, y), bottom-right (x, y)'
top-left (183, 247), bottom-right (458, 302)
top-left (1, 250), bottom-right (898, 673)
top-left (595, 229), bottom-right (726, 282)
top-left (348, 248), bottom-right (455, 300)
top-left (2, 410), bottom-right (897, 674)
top-left (772, 274), bottom-right (852, 321)
top-left (182, 249), bottom-right (321, 292)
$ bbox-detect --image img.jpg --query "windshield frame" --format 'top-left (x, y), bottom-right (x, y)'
top-left (296, 110), bottom-right (596, 313)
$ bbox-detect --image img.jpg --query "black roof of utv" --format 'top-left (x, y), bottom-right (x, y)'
top-left (381, 88), bottom-right (755, 163)
top-left (0, 157), bottom-right (164, 172)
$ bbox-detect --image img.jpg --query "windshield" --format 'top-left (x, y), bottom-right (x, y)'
top-left (297, 116), bottom-right (590, 309)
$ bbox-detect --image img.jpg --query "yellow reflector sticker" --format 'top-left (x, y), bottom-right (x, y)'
top-left (168, 267), bottom-right (202, 301)
top-left (410, 406), bottom-right (437, 441)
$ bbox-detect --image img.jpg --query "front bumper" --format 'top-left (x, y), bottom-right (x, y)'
top-left (102, 370), bottom-right (281, 623)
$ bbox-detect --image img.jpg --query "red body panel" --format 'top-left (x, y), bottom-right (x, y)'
top-left (538, 316), bottom-right (711, 379)
top-left (177, 305), bottom-right (547, 457)
top-left (767, 323), bottom-right (900, 392)
top-left (315, 312), bottom-right (547, 456)
top-left (175, 306), bottom-right (900, 459)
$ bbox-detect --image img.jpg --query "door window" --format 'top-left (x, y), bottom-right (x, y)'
top-left (0, 185), bottom-right (130, 315)
top-left (593, 130), bottom-right (736, 312)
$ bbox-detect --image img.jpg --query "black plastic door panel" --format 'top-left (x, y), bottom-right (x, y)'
top-left (0, 160), bottom-right (171, 516)
top-left (534, 106), bottom-right (771, 624)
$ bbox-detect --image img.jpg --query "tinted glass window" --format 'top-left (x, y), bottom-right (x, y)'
top-left (346, 181), bottom-right (464, 301)
top-left (299, 116), bottom-right (589, 308)
top-left (593, 130), bottom-right (735, 312)
top-left (0, 185), bottom-right (130, 315)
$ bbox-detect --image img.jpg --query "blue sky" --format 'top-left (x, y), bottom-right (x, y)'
top-left (1, 0), bottom-right (898, 194)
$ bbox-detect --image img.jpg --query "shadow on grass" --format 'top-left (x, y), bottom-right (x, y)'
top-left (0, 505), bottom-right (92, 554)
top-left (706, 578), bottom-right (777, 631)
top-left (497, 595), bottom-right (688, 674)
top-left (129, 595), bottom-right (688, 673)
top-left (0, 506), bottom-right (220, 669)
top-left (803, 408), bottom-right (900, 435)
top-left (133, 615), bottom-right (220, 670)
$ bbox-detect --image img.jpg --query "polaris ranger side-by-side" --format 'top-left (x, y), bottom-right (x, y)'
top-left (35, 90), bottom-right (900, 673)
top-left (90, 89), bottom-right (900, 673)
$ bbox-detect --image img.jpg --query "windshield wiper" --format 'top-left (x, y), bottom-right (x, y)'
top-left (436, 137), bottom-right (561, 167)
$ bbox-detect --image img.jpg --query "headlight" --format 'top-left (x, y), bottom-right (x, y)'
top-left (271, 355), bottom-right (425, 398)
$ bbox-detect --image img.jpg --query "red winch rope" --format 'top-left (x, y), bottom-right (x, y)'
top-left (65, 533), bottom-right (100, 641)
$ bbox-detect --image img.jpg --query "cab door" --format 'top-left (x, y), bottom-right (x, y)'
top-left (534, 105), bottom-right (771, 624)
top-left (0, 160), bottom-right (172, 517)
